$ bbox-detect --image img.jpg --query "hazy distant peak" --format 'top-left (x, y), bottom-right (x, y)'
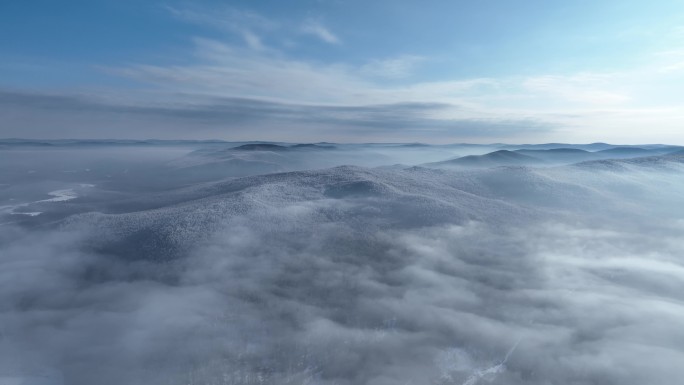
top-left (515, 148), bottom-right (590, 154)
top-left (290, 143), bottom-right (337, 150)
top-left (232, 143), bottom-right (289, 151)
top-left (422, 149), bottom-right (542, 169)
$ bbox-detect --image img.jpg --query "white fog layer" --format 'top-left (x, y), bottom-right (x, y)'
top-left (1, 141), bottom-right (683, 385)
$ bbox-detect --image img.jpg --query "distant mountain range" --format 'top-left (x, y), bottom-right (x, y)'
top-left (1, 138), bottom-right (681, 151)
top-left (423, 146), bottom-right (684, 169)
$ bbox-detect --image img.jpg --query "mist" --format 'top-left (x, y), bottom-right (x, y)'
top-left (1, 141), bottom-right (683, 385)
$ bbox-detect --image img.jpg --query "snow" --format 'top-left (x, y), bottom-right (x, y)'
top-left (37, 189), bottom-right (78, 202)
top-left (0, 184), bottom-right (95, 217)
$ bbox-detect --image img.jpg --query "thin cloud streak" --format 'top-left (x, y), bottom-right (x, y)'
top-left (0, 90), bottom-right (554, 142)
top-left (360, 55), bottom-right (425, 79)
top-left (165, 5), bottom-right (277, 51)
top-left (301, 19), bottom-right (341, 44)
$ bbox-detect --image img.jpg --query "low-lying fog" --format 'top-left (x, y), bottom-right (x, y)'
top-left (1, 140), bottom-right (683, 385)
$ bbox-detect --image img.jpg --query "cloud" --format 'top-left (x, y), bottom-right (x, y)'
top-left (111, 38), bottom-right (366, 103)
top-left (104, 39), bottom-right (560, 138)
top-left (8, 25), bottom-right (684, 143)
top-left (166, 5), bottom-right (277, 30)
top-left (166, 6), bottom-right (341, 49)
top-left (165, 5), bottom-right (276, 50)
top-left (7, 12), bottom-right (684, 143)
top-left (240, 30), bottom-right (265, 51)
top-left (521, 74), bottom-right (631, 105)
top-left (301, 19), bottom-right (340, 44)
top-left (0, 89), bottom-right (553, 141)
top-left (655, 49), bottom-right (684, 73)
top-left (360, 55), bottom-right (425, 79)
top-left (2, 2), bottom-right (684, 143)
top-left (165, 5), bottom-right (278, 33)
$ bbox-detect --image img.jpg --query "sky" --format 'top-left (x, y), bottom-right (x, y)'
top-left (1, 0), bottom-right (683, 143)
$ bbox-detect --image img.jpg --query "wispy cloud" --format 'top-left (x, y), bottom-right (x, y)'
top-left (654, 49), bottom-right (684, 73)
top-left (301, 19), bottom-right (340, 44)
top-left (0, 89), bottom-right (553, 141)
top-left (165, 5), bottom-right (276, 50)
top-left (166, 6), bottom-right (342, 49)
top-left (360, 55), bottom-right (425, 79)
top-left (521, 74), bottom-right (631, 105)
top-left (112, 38), bottom-right (366, 103)
top-left (165, 5), bottom-right (278, 32)
top-left (240, 30), bottom-right (265, 51)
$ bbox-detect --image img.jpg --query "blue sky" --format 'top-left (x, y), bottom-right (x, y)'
top-left (1, 0), bottom-right (683, 143)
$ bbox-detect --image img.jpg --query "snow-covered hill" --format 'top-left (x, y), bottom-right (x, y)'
top-left (1, 144), bottom-right (684, 385)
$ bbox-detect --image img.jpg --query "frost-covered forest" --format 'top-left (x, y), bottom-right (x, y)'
top-left (2, 140), bottom-right (684, 385)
